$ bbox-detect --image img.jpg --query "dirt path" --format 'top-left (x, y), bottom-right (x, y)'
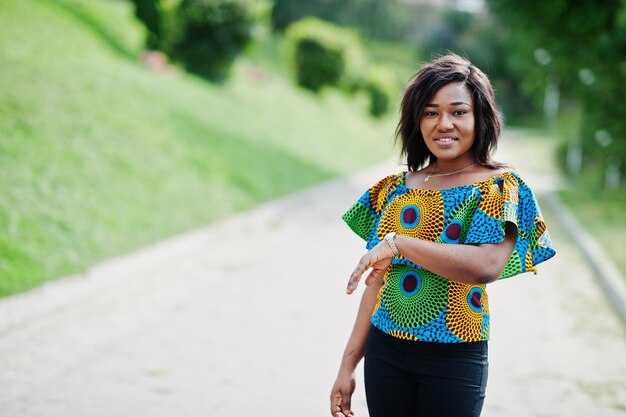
top-left (0, 132), bottom-right (624, 417)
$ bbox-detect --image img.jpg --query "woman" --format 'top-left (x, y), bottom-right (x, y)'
top-left (329, 54), bottom-right (556, 417)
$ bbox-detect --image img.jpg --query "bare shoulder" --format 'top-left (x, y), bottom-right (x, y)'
top-left (405, 161), bottom-right (512, 190)
top-left (470, 163), bottom-right (510, 183)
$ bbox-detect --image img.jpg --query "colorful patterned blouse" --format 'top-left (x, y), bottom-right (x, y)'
top-left (343, 171), bottom-right (556, 343)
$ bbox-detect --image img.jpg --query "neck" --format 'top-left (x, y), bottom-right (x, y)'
top-left (432, 157), bottom-right (477, 173)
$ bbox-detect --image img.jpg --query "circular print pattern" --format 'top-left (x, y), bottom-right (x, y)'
top-left (368, 175), bottom-right (402, 213)
top-left (441, 219), bottom-right (463, 244)
top-left (477, 174), bottom-right (519, 219)
top-left (467, 287), bottom-right (483, 313)
top-left (400, 269), bottom-right (422, 296)
top-left (382, 265), bottom-right (448, 328)
top-left (447, 282), bottom-right (489, 342)
top-left (378, 190), bottom-right (444, 241)
top-left (400, 204), bottom-right (420, 229)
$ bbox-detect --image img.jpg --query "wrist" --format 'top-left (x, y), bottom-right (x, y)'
top-left (340, 351), bottom-right (363, 372)
top-left (338, 364), bottom-right (357, 376)
top-left (384, 232), bottom-right (400, 257)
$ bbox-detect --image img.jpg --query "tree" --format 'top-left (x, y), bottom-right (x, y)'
top-left (130, 0), bottom-right (164, 50)
top-left (420, 9), bottom-right (530, 122)
top-left (487, 0), bottom-right (626, 186)
top-left (171, 0), bottom-right (253, 81)
top-left (271, 0), bottom-right (411, 41)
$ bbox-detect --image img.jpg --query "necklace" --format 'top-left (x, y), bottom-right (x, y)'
top-left (424, 162), bottom-right (477, 182)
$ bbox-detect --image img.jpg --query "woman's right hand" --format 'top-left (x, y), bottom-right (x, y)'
top-left (330, 370), bottom-right (356, 416)
top-left (347, 239), bottom-right (393, 295)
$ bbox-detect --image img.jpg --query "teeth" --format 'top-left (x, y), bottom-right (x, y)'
top-left (436, 138), bottom-right (455, 142)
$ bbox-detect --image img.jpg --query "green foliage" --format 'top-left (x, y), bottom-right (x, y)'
top-left (286, 18), bottom-right (364, 92)
top-left (284, 18), bottom-right (401, 117)
top-left (360, 65), bottom-right (396, 117)
top-left (171, 0), bottom-right (253, 81)
top-left (271, 0), bottom-right (412, 41)
top-left (293, 38), bottom-right (343, 91)
top-left (487, 0), bottom-right (626, 186)
top-left (129, 0), bottom-right (164, 50)
top-left (559, 188), bottom-right (626, 277)
top-left (0, 0), bottom-right (394, 295)
top-left (248, 36), bottom-right (409, 118)
top-left (420, 9), bottom-right (532, 123)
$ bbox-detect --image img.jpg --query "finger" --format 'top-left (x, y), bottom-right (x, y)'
top-left (364, 267), bottom-right (386, 286)
top-left (342, 392), bottom-right (352, 412)
top-left (351, 258), bottom-right (369, 280)
top-left (333, 406), bottom-right (349, 417)
top-left (346, 274), bottom-right (360, 294)
top-left (346, 269), bottom-right (361, 294)
top-left (347, 270), bottom-right (368, 294)
top-left (347, 258), bottom-right (371, 294)
top-left (364, 271), bottom-right (379, 286)
top-left (331, 393), bottom-right (343, 416)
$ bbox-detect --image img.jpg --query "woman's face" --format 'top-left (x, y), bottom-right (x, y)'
top-left (419, 82), bottom-right (476, 165)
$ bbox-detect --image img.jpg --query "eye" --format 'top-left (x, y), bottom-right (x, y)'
top-left (423, 111), bottom-right (437, 117)
top-left (453, 109), bottom-right (468, 116)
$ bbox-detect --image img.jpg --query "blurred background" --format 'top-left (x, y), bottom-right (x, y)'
top-left (1, 0), bottom-right (624, 296)
top-left (0, 1), bottom-right (625, 416)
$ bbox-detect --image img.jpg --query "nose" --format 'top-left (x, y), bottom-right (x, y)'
top-left (437, 113), bottom-right (453, 131)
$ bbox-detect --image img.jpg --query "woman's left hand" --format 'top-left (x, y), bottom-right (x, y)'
top-left (346, 240), bottom-right (394, 294)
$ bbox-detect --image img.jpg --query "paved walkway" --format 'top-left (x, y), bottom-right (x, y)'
top-left (0, 133), bottom-right (624, 417)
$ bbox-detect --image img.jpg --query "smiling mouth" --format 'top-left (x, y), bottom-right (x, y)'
top-left (434, 137), bottom-right (457, 143)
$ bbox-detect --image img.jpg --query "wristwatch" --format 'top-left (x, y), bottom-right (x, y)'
top-left (384, 232), bottom-right (401, 257)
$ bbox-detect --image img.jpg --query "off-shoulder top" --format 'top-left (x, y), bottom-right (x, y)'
top-left (342, 171), bottom-right (556, 343)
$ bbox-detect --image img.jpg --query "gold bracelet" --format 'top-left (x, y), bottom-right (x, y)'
top-left (384, 232), bottom-right (400, 257)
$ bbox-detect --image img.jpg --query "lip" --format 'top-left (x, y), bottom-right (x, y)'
top-left (433, 136), bottom-right (458, 146)
top-left (433, 135), bottom-right (457, 142)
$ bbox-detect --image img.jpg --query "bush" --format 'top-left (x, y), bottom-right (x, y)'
top-left (286, 17), bottom-right (364, 92)
top-left (361, 65), bottom-right (396, 117)
top-left (172, 0), bottom-right (253, 81)
top-left (271, 0), bottom-right (411, 41)
top-left (130, 0), bottom-right (164, 50)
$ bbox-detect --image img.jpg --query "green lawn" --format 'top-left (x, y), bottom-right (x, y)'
top-left (558, 189), bottom-right (626, 279)
top-left (0, 0), bottom-right (397, 295)
top-left (496, 128), bottom-right (626, 280)
top-left (551, 108), bottom-right (626, 279)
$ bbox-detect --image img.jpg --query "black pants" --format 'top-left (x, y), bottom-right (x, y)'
top-left (364, 326), bottom-right (488, 417)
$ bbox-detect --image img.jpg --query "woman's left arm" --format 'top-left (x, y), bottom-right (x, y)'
top-left (347, 222), bottom-right (517, 294)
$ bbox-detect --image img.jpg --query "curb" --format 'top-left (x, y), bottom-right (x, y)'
top-left (2, 164), bottom-right (624, 332)
top-left (544, 192), bottom-right (626, 326)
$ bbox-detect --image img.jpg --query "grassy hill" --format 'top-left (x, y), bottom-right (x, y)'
top-left (0, 0), bottom-right (401, 295)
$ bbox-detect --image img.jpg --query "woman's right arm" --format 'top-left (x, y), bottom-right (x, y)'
top-left (330, 279), bottom-right (383, 417)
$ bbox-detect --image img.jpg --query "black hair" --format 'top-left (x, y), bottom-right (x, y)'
top-left (396, 54), bottom-right (503, 171)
